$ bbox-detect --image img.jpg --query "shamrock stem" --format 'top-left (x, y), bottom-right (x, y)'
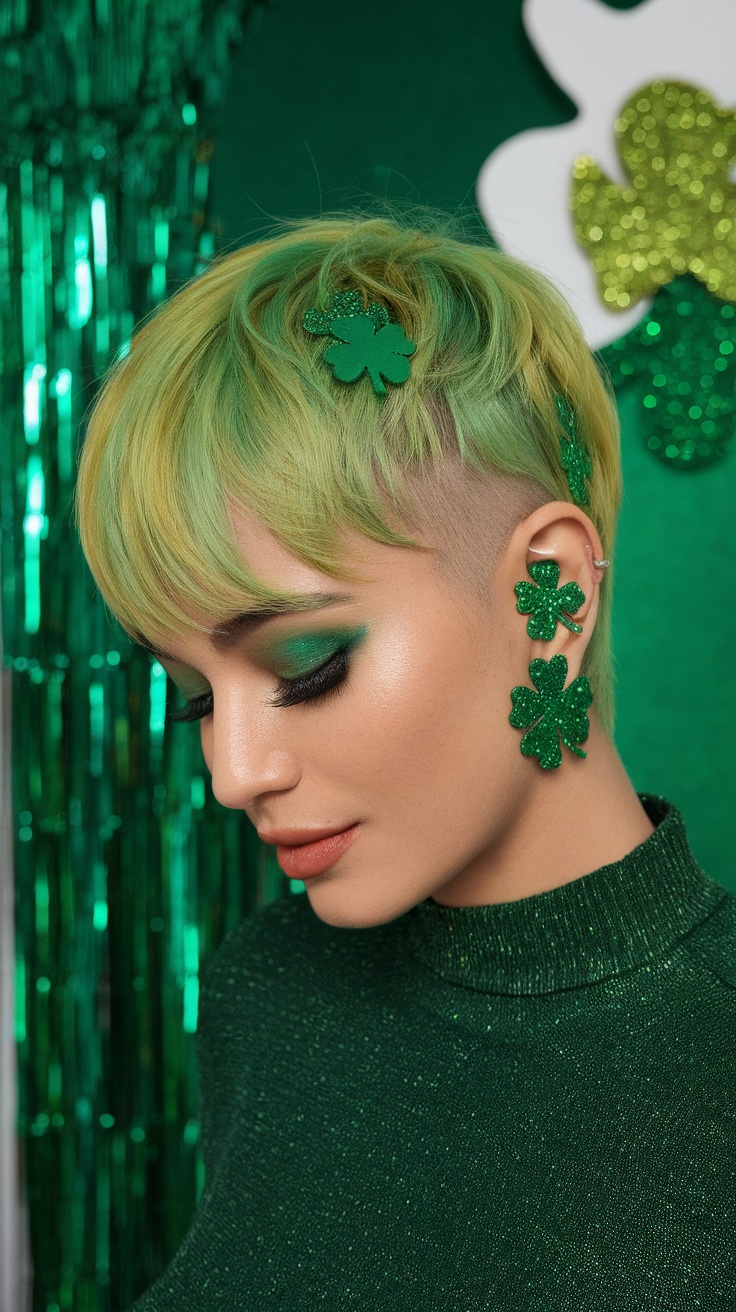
top-left (567, 743), bottom-right (587, 758)
top-left (367, 364), bottom-right (387, 396)
top-left (560, 615), bottom-right (583, 634)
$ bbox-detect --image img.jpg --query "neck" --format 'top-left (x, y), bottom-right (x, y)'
top-left (432, 713), bottom-right (655, 907)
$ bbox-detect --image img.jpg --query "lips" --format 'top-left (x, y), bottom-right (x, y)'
top-left (258, 824), bottom-right (356, 846)
top-left (270, 823), bottom-right (360, 880)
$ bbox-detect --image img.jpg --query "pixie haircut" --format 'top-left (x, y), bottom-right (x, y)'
top-left (75, 214), bottom-right (622, 732)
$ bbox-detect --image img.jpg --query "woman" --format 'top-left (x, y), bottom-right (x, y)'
top-left (75, 215), bottom-right (735, 1309)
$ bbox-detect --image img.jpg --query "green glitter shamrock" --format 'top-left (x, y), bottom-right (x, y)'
top-left (509, 653), bottom-right (593, 770)
top-left (302, 289), bottom-right (390, 334)
top-left (601, 275), bottom-right (736, 470)
top-left (514, 561), bottom-right (585, 641)
top-left (303, 289), bottom-right (416, 395)
top-left (555, 393), bottom-right (592, 506)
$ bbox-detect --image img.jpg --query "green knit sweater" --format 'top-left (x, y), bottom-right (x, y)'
top-left (129, 794), bottom-right (736, 1310)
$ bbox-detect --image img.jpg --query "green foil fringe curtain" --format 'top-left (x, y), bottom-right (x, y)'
top-left (0, 4), bottom-right (292, 1309)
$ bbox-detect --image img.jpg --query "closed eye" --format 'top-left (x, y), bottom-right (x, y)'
top-left (165, 645), bottom-right (352, 724)
top-left (165, 690), bottom-right (214, 724)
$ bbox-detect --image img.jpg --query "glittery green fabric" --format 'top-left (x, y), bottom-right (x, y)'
top-left (127, 795), bottom-right (736, 1311)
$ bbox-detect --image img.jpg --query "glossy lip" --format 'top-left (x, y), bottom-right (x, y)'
top-left (270, 823), bottom-right (361, 880)
top-left (258, 824), bottom-right (357, 847)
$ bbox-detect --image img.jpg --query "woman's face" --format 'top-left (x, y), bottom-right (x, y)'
top-left (157, 503), bottom-right (595, 927)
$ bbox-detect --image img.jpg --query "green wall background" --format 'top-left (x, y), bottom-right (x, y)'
top-left (208, 0), bottom-right (734, 886)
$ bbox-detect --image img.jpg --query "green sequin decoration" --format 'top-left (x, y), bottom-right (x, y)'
top-left (571, 80), bottom-right (736, 312)
top-left (509, 654), bottom-right (593, 769)
top-left (601, 274), bottom-right (735, 469)
top-left (514, 561), bottom-right (585, 641)
top-left (571, 77), bottom-right (736, 472)
top-left (302, 289), bottom-right (389, 334)
top-left (303, 289), bottom-right (415, 395)
top-left (555, 393), bottom-right (592, 505)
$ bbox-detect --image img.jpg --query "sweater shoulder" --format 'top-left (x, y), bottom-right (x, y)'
top-left (680, 885), bottom-right (736, 992)
top-left (200, 891), bottom-right (315, 987)
top-left (199, 890), bottom-right (400, 1002)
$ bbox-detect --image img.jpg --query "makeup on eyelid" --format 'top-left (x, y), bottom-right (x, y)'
top-left (257, 624), bottom-right (370, 679)
top-left (166, 622), bottom-right (370, 715)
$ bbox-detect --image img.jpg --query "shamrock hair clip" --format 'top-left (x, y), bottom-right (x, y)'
top-left (555, 392), bottom-right (592, 507)
top-left (303, 288), bottom-right (416, 396)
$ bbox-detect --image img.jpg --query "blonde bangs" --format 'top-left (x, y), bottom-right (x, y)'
top-left (75, 213), bottom-right (621, 729)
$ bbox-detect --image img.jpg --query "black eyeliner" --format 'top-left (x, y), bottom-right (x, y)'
top-left (165, 644), bottom-right (352, 724)
top-left (270, 646), bottom-right (350, 708)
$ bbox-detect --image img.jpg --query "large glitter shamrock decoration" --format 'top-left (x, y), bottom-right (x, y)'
top-left (571, 78), bottom-right (736, 472)
top-left (303, 289), bottom-right (416, 395)
top-left (571, 79), bottom-right (736, 310)
top-left (555, 393), bottom-right (592, 506)
top-left (601, 274), bottom-right (736, 469)
top-left (514, 561), bottom-right (585, 641)
top-left (509, 654), bottom-right (593, 770)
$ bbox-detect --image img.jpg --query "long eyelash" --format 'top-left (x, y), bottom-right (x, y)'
top-left (164, 647), bottom-right (351, 724)
top-left (166, 691), bottom-right (214, 725)
top-left (270, 646), bottom-right (350, 709)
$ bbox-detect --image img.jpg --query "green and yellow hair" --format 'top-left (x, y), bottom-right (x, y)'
top-left (74, 213), bottom-right (622, 731)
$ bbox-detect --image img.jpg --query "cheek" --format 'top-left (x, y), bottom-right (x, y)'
top-left (330, 628), bottom-right (513, 793)
top-left (330, 631), bottom-right (525, 879)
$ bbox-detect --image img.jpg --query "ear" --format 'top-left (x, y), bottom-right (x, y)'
top-left (500, 501), bottom-right (608, 675)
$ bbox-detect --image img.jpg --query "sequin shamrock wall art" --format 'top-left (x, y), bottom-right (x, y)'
top-left (573, 80), bottom-right (736, 469)
top-left (477, 0), bottom-right (736, 470)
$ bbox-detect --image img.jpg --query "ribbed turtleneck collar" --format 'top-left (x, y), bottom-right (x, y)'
top-left (404, 794), bottom-right (727, 996)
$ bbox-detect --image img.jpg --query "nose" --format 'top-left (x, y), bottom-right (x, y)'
top-left (202, 709), bottom-right (301, 811)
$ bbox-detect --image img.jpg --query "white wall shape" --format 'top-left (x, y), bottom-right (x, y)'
top-left (476, 0), bottom-right (736, 348)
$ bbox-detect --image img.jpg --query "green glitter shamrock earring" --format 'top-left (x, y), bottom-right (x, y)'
top-left (509, 654), bottom-right (593, 770)
top-left (303, 288), bottom-right (416, 396)
top-left (555, 393), bottom-right (592, 507)
top-left (513, 560), bottom-right (586, 641)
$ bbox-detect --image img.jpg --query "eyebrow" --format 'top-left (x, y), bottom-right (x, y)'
top-left (141, 592), bottom-right (354, 662)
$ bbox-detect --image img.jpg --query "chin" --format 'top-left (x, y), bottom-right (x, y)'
top-left (304, 880), bottom-right (421, 931)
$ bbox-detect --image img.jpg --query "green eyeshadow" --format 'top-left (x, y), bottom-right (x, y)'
top-left (262, 625), bottom-right (369, 679)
